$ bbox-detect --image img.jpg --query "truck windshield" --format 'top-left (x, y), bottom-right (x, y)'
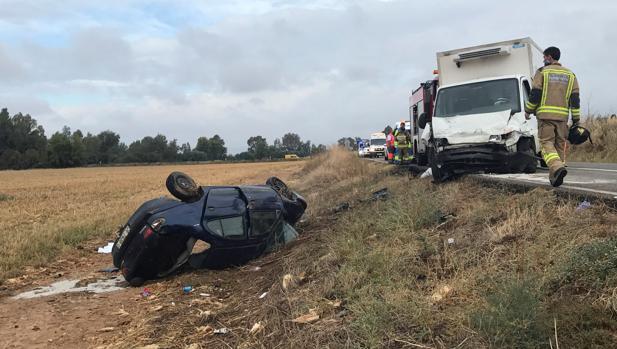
top-left (434, 78), bottom-right (520, 117)
top-left (371, 139), bottom-right (386, 146)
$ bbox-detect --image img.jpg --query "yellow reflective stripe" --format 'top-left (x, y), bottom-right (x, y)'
top-left (571, 109), bottom-right (581, 117)
top-left (543, 153), bottom-right (560, 164)
top-left (541, 70), bottom-right (549, 107)
top-left (537, 109), bottom-right (570, 117)
top-left (538, 105), bottom-right (569, 111)
top-left (566, 74), bottom-right (574, 106)
top-left (525, 101), bottom-right (538, 108)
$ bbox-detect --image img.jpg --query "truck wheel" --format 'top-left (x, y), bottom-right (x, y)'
top-left (166, 172), bottom-right (203, 202)
top-left (428, 147), bottom-right (445, 183)
top-left (517, 138), bottom-right (537, 173)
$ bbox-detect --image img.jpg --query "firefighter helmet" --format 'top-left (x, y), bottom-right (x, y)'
top-left (568, 125), bottom-right (592, 145)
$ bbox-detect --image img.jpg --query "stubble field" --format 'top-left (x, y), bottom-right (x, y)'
top-left (0, 161), bottom-right (304, 282)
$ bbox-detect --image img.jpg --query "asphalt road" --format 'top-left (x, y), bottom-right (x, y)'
top-left (478, 162), bottom-right (617, 200)
top-left (366, 157), bottom-right (617, 200)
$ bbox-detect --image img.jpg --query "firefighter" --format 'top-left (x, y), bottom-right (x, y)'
top-left (525, 46), bottom-right (580, 187)
top-left (394, 122), bottom-right (412, 163)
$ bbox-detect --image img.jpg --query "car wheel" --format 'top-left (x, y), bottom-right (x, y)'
top-left (517, 138), bottom-right (537, 173)
top-left (166, 172), bottom-right (203, 202)
top-left (266, 176), bottom-right (295, 201)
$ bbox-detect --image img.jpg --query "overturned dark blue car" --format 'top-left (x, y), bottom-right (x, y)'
top-left (112, 173), bottom-right (307, 286)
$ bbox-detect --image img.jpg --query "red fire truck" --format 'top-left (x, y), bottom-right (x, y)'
top-left (408, 77), bottom-right (439, 166)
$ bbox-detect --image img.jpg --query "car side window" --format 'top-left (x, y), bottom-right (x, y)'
top-left (250, 211), bottom-right (279, 237)
top-left (206, 216), bottom-right (245, 239)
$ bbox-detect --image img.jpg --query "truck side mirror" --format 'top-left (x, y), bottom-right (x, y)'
top-left (418, 113), bottom-right (428, 129)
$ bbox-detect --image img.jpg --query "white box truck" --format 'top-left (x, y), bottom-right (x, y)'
top-left (368, 132), bottom-right (387, 158)
top-left (427, 37), bottom-right (544, 181)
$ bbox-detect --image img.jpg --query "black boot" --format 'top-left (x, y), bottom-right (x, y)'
top-left (550, 167), bottom-right (567, 187)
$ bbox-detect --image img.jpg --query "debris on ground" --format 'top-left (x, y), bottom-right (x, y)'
top-left (141, 288), bottom-right (152, 297)
top-left (213, 328), bottom-right (230, 335)
top-left (447, 238), bottom-right (455, 245)
top-left (98, 266), bottom-right (119, 273)
top-left (332, 202), bottom-right (351, 213)
top-left (114, 309), bottom-right (130, 316)
top-left (282, 274), bottom-right (297, 291)
top-left (97, 242), bottom-right (114, 254)
top-left (183, 285), bottom-right (193, 294)
top-left (97, 327), bottom-right (115, 332)
top-left (291, 309), bottom-right (320, 324)
top-left (364, 187), bottom-right (389, 202)
top-left (249, 322), bottom-right (265, 335)
top-left (420, 168), bottom-right (433, 179)
top-left (576, 200), bottom-right (592, 211)
top-left (430, 285), bottom-right (453, 303)
top-left (259, 292), bottom-right (268, 299)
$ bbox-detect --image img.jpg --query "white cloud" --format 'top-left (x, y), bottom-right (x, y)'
top-left (1, 0), bottom-right (616, 152)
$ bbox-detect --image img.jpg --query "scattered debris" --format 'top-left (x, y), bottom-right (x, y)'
top-left (332, 202), bottom-right (351, 213)
top-left (430, 285), bottom-right (453, 303)
top-left (183, 285), bottom-right (193, 294)
top-left (141, 288), bottom-right (152, 297)
top-left (420, 168), bottom-right (433, 179)
top-left (249, 322), bottom-right (265, 335)
top-left (199, 293), bottom-right (211, 297)
top-left (97, 327), bottom-right (115, 332)
top-left (576, 200), bottom-right (592, 211)
top-left (365, 234), bottom-right (378, 241)
top-left (252, 266), bottom-right (262, 271)
top-left (292, 309), bottom-right (320, 324)
top-left (259, 292), bottom-right (268, 299)
top-left (99, 266), bottom-right (119, 273)
top-left (213, 327), bottom-right (230, 335)
top-left (197, 325), bottom-right (214, 335)
top-left (447, 238), bottom-right (455, 245)
top-left (31, 325), bottom-right (40, 331)
top-left (327, 300), bottom-right (342, 308)
top-left (97, 242), bottom-right (114, 254)
top-left (282, 274), bottom-right (297, 291)
top-left (366, 188), bottom-right (389, 202)
top-left (150, 305), bottom-right (164, 311)
top-left (114, 309), bottom-right (130, 316)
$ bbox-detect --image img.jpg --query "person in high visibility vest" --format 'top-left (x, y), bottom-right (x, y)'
top-left (393, 122), bottom-right (412, 163)
top-left (525, 46), bottom-right (580, 187)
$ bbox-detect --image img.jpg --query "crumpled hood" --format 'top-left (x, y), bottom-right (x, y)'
top-left (432, 109), bottom-right (531, 145)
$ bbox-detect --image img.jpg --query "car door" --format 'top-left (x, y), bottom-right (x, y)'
top-left (198, 187), bottom-right (270, 267)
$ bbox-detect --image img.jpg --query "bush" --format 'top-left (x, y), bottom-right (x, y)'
top-left (553, 237), bottom-right (617, 291)
top-left (472, 279), bottom-right (547, 348)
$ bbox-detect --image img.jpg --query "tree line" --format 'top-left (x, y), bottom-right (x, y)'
top-left (0, 108), bottom-right (327, 170)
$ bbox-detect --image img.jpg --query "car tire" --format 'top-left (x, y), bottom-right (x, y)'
top-left (266, 177), bottom-right (307, 225)
top-left (166, 172), bottom-right (203, 202)
top-left (127, 276), bottom-right (145, 287)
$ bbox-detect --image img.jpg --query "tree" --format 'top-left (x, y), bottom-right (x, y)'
top-left (0, 108), bottom-right (47, 169)
top-left (47, 126), bottom-right (75, 167)
top-left (282, 133), bottom-right (302, 153)
top-left (247, 136), bottom-right (269, 159)
top-left (195, 135), bottom-right (227, 161)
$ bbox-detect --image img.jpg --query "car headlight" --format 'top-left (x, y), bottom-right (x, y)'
top-left (488, 135), bottom-right (502, 142)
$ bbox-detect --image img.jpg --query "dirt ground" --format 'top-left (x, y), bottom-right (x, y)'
top-left (0, 161), bottom-right (306, 349)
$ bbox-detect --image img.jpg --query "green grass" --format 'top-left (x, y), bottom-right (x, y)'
top-left (0, 193), bottom-right (13, 201)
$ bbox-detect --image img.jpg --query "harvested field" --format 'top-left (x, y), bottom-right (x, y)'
top-left (0, 161), bottom-right (303, 282)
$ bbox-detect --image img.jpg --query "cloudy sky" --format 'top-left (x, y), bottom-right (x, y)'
top-left (1, 0), bottom-right (616, 153)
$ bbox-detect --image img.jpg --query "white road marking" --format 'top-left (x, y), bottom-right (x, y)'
top-left (481, 173), bottom-right (616, 185)
top-left (568, 167), bottom-right (617, 173)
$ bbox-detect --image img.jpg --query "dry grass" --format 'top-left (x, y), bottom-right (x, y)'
top-left (568, 116), bottom-right (617, 162)
top-left (0, 161), bottom-right (304, 282)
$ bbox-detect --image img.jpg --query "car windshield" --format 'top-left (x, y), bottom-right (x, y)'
top-left (371, 139), bottom-right (386, 146)
top-left (434, 78), bottom-right (520, 117)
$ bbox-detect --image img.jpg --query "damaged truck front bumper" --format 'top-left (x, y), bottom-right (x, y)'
top-left (432, 143), bottom-right (535, 179)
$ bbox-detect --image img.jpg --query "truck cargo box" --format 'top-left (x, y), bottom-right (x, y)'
top-left (437, 37), bottom-right (543, 87)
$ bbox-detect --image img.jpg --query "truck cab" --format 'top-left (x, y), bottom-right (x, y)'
top-left (427, 38), bottom-right (543, 181)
